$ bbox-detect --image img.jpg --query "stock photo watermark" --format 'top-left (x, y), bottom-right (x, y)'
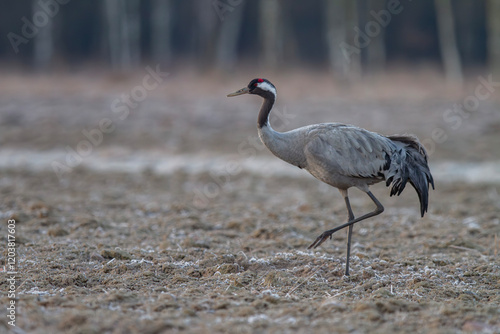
top-left (7, 0), bottom-right (70, 54)
top-left (422, 74), bottom-right (500, 156)
top-left (51, 65), bottom-right (169, 180)
top-left (340, 0), bottom-right (410, 63)
top-left (212, 0), bottom-right (244, 21)
top-left (193, 106), bottom-right (296, 208)
top-left (5, 219), bottom-right (17, 327)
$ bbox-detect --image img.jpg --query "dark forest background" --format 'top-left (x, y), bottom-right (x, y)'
top-left (0, 0), bottom-right (499, 82)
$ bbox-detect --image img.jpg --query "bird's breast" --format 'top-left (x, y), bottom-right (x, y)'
top-left (258, 126), bottom-right (308, 169)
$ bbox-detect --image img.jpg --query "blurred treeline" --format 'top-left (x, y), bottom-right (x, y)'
top-left (1, 0), bottom-right (499, 80)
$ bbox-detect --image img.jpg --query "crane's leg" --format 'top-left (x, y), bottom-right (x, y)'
top-left (345, 196), bottom-right (355, 276)
top-left (308, 191), bottom-right (384, 259)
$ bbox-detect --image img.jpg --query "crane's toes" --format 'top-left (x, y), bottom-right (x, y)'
top-left (307, 231), bottom-right (333, 249)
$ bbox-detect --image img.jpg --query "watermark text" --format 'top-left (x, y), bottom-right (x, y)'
top-left (6, 219), bottom-right (17, 327)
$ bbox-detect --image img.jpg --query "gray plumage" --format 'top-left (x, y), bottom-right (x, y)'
top-left (260, 124), bottom-right (433, 216)
top-left (228, 78), bottom-right (434, 276)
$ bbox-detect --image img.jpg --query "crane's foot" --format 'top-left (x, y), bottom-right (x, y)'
top-left (307, 230), bottom-right (334, 249)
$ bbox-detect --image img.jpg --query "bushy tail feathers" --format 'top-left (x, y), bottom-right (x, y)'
top-left (385, 135), bottom-right (435, 217)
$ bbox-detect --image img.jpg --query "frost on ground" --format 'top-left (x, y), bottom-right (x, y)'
top-left (0, 168), bottom-right (499, 333)
top-left (0, 74), bottom-right (499, 333)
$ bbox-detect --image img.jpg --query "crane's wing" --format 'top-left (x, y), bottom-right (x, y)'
top-left (304, 124), bottom-right (395, 179)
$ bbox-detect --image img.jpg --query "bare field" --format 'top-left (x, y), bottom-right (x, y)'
top-left (0, 72), bottom-right (499, 333)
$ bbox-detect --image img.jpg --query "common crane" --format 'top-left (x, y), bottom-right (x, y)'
top-left (227, 78), bottom-right (434, 276)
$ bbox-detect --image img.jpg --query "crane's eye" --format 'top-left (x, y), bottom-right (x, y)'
top-left (254, 83), bottom-right (258, 87)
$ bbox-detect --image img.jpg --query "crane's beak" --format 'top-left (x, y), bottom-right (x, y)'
top-left (227, 86), bottom-right (249, 97)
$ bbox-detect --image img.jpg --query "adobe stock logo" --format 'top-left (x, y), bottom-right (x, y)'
top-left (51, 65), bottom-right (169, 180)
top-left (212, 0), bottom-right (244, 21)
top-left (7, 0), bottom-right (70, 54)
top-left (340, 0), bottom-right (408, 63)
top-left (421, 75), bottom-right (500, 156)
top-left (193, 106), bottom-right (296, 208)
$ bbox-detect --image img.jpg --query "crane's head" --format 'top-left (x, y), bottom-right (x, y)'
top-left (227, 78), bottom-right (277, 99)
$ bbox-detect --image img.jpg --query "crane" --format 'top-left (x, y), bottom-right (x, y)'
top-left (227, 78), bottom-right (434, 276)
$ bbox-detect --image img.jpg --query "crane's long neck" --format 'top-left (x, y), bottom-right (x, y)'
top-left (258, 94), bottom-right (275, 128)
top-left (256, 94), bottom-right (307, 169)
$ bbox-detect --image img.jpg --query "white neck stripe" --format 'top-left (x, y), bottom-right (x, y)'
top-left (257, 82), bottom-right (277, 96)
